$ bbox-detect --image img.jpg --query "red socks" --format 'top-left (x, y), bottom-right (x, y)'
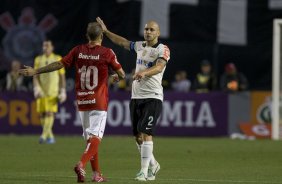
top-left (80, 137), bottom-right (100, 168)
top-left (90, 152), bottom-right (101, 174)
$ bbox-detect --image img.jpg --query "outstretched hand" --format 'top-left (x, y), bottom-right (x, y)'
top-left (96, 17), bottom-right (108, 32)
top-left (18, 65), bottom-right (36, 76)
top-left (111, 73), bottom-right (120, 82)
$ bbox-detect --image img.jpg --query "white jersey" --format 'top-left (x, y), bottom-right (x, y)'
top-left (130, 41), bottom-right (170, 101)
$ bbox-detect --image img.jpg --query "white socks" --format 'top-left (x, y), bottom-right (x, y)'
top-left (149, 152), bottom-right (157, 166)
top-left (136, 142), bottom-right (141, 153)
top-left (136, 142), bottom-right (157, 166)
top-left (140, 141), bottom-right (153, 176)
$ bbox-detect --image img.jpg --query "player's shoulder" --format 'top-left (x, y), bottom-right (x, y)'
top-left (131, 41), bottom-right (146, 51)
top-left (98, 45), bottom-right (111, 51)
top-left (157, 43), bottom-right (170, 50)
top-left (156, 43), bottom-right (170, 57)
top-left (99, 45), bottom-right (116, 55)
top-left (53, 53), bottom-right (62, 58)
top-left (155, 42), bottom-right (170, 61)
top-left (135, 41), bottom-right (145, 47)
top-left (34, 56), bottom-right (40, 64)
top-left (74, 44), bottom-right (86, 51)
top-left (34, 55), bottom-right (41, 60)
top-left (134, 41), bottom-right (144, 44)
top-left (68, 44), bottom-right (87, 55)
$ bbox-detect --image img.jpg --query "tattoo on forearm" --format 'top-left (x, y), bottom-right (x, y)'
top-left (156, 59), bottom-right (167, 65)
top-left (37, 62), bottom-right (63, 74)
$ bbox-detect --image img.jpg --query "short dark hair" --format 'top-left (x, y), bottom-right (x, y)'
top-left (43, 40), bottom-right (53, 45)
top-left (87, 22), bottom-right (102, 41)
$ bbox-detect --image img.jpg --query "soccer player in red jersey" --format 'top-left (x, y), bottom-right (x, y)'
top-left (19, 22), bottom-right (125, 183)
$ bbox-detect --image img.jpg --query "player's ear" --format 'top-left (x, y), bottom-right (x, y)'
top-left (100, 33), bottom-right (103, 41)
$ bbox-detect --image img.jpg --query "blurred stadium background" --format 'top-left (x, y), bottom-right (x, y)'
top-left (1, 0), bottom-right (282, 183)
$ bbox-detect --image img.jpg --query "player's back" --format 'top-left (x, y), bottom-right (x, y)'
top-left (61, 43), bottom-right (121, 111)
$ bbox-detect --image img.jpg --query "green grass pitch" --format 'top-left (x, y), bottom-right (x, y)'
top-left (0, 135), bottom-right (282, 184)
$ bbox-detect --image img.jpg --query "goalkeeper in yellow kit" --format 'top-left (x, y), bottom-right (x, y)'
top-left (33, 40), bottom-right (67, 144)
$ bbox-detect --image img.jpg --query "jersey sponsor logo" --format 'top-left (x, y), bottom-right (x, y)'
top-left (143, 60), bottom-right (153, 68)
top-left (77, 99), bottom-right (96, 105)
top-left (137, 59), bottom-right (153, 68)
top-left (78, 53), bottom-right (100, 60)
top-left (137, 59), bottom-right (143, 64)
top-left (145, 61), bottom-right (153, 68)
top-left (77, 91), bottom-right (95, 96)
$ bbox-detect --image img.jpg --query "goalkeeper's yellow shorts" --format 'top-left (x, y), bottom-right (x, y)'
top-left (36, 96), bottom-right (58, 113)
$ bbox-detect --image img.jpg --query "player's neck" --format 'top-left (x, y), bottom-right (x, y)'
top-left (146, 39), bottom-right (158, 47)
top-left (44, 53), bottom-right (52, 57)
top-left (89, 41), bottom-right (101, 46)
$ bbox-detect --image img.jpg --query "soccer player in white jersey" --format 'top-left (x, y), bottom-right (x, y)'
top-left (97, 17), bottom-right (170, 181)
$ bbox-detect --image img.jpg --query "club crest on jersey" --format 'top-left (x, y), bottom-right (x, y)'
top-left (142, 50), bottom-right (147, 57)
top-left (136, 59), bottom-right (152, 68)
top-left (149, 49), bottom-right (157, 58)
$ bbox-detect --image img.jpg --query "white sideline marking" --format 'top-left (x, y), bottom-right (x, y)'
top-left (3, 174), bottom-right (282, 184)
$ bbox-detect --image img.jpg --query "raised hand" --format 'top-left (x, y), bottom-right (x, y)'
top-left (18, 65), bottom-right (36, 76)
top-left (96, 17), bottom-right (108, 32)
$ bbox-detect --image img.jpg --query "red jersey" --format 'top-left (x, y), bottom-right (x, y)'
top-left (60, 44), bottom-right (121, 111)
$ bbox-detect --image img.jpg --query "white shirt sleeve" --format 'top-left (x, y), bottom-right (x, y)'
top-left (158, 44), bottom-right (170, 62)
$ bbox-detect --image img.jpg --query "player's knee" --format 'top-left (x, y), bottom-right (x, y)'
top-left (137, 124), bottom-right (152, 137)
top-left (88, 134), bottom-right (101, 141)
top-left (141, 133), bottom-right (152, 141)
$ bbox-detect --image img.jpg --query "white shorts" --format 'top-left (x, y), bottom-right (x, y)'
top-left (78, 110), bottom-right (107, 140)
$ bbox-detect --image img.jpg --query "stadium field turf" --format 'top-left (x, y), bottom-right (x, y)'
top-left (0, 135), bottom-right (282, 184)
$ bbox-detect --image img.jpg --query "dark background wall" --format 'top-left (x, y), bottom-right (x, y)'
top-left (1, 0), bottom-right (282, 90)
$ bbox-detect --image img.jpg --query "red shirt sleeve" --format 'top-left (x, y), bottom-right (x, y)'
top-left (107, 49), bottom-right (122, 71)
top-left (60, 46), bottom-right (78, 67)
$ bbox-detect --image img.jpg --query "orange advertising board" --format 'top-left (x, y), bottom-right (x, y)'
top-left (240, 123), bottom-right (271, 139)
top-left (250, 91), bottom-right (271, 124)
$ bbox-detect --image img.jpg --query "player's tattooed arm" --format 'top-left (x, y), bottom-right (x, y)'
top-left (155, 58), bottom-right (167, 66)
top-left (19, 61), bottom-right (64, 76)
top-left (36, 62), bottom-right (64, 74)
top-left (133, 58), bottom-right (166, 81)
